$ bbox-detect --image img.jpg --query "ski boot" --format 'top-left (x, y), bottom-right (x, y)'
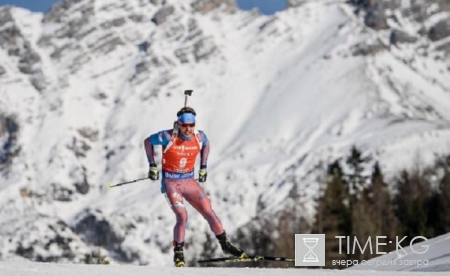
top-left (216, 232), bottom-right (247, 258)
top-left (173, 242), bottom-right (185, 267)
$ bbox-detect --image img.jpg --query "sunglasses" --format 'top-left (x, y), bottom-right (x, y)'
top-left (180, 123), bottom-right (195, 128)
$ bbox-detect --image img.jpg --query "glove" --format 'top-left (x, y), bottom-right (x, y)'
top-left (198, 165), bottom-right (207, 182)
top-left (148, 164), bottom-right (159, 181)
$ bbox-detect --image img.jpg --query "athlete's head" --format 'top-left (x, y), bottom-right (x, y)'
top-left (177, 107), bottom-right (196, 137)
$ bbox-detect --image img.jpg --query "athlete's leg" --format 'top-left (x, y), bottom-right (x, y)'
top-left (182, 179), bottom-right (224, 235)
top-left (164, 179), bottom-right (188, 243)
top-left (182, 179), bottom-right (246, 257)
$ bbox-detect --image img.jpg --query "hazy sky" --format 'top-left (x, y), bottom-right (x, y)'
top-left (0, 0), bottom-right (57, 13)
top-left (0, 0), bottom-right (287, 15)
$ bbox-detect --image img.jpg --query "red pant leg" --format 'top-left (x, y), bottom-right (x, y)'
top-left (181, 179), bottom-right (224, 236)
top-left (164, 180), bottom-right (188, 243)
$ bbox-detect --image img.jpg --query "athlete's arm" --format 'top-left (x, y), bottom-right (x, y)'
top-left (144, 130), bottom-right (171, 165)
top-left (199, 131), bottom-right (210, 168)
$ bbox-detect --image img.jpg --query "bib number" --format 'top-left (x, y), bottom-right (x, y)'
top-left (179, 158), bottom-right (187, 168)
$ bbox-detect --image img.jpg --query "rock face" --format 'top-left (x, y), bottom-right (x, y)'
top-left (352, 40), bottom-right (389, 56)
top-left (0, 115), bottom-right (20, 169)
top-left (151, 5), bottom-right (175, 25)
top-left (73, 209), bottom-right (142, 263)
top-left (191, 0), bottom-right (237, 14)
top-left (287, 0), bottom-right (306, 8)
top-left (8, 216), bottom-right (92, 263)
top-left (0, 8), bottom-right (46, 91)
top-left (348, 0), bottom-right (450, 53)
top-left (390, 29), bottom-right (418, 45)
top-left (74, 209), bottom-right (124, 250)
top-left (429, 19), bottom-right (450, 41)
top-left (364, 6), bottom-right (389, 30)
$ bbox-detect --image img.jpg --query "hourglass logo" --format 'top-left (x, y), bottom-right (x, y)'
top-left (295, 234), bottom-right (325, 266)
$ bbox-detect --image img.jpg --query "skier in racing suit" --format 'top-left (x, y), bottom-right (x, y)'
top-left (144, 107), bottom-right (246, 267)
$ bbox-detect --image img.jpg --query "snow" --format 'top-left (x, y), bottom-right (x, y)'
top-left (1, 0), bottom-right (450, 268)
top-left (0, 261), bottom-right (445, 276)
top-left (351, 233), bottom-right (450, 272)
top-left (5, 232), bottom-right (448, 274)
top-left (1, 232), bottom-right (450, 276)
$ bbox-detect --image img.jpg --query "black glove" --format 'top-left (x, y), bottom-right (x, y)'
top-left (198, 165), bottom-right (207, 182)
top-left (148, 164), bottom-right (159, 181)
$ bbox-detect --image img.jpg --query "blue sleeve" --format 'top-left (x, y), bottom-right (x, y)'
top-left (198, 131), bottom-right (210, 167)
top-left (144, 130), bottom-right (171, 165)
top-left (149, 130), bottom-right (171, 147)
top-left (199, 130), bottom-right (208, 144)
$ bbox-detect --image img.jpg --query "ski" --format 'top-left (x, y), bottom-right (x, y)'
top-left (198, 255), bottom-right (295, 263)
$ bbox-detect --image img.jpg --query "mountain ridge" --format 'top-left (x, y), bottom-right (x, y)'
top-left (0, 0), bottom-right (450, 265)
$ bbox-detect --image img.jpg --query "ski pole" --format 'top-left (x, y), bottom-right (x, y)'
top-left (184, 90), bottom-right (193, 107)
top-left (108, 177), bottom-right (149, 188)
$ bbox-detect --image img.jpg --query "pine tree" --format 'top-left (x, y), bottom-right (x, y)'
top-left (367, 162), bottom-right (398, 253)
top-left (343, 146), bottom-right (380, 261)
top-left (351, 187), bottom-right (377, 261)
top-left (275, 182), bottom-right (310, 262)
top-left (350, 163), bottom-right (394, 261)
top-left (440, 161), bottom-right (450, 232)
top-left (313, 161), bottom-right (351, 267)
top-left (431, 156), bottom-right (450, 235)
top-left (345, 146), bottom-right (370, 196)
top-left (426, 191), bottom-right (442, 237)
top-left (393, 169), bottom-right (429, 245)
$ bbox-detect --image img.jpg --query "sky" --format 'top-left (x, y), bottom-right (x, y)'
top-left (0, 0), bottom-right (287, 15)
top-left (0, 0), bottom-right (57, 13)
top-left (236, 0), bottom-right (287, 15)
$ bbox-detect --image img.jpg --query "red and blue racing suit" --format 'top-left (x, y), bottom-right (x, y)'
top-left (144, 129), bottom-right (223, 243)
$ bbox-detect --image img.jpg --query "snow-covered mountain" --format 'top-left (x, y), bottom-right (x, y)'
top-left (1, 0), bottom-right (450, 266)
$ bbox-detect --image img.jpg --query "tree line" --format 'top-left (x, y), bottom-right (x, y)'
top-left (313, 146), bottom-right (450, 267)
top-left (225, 146), bottom-right (450, 268)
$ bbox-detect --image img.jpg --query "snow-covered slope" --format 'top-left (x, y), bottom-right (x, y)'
top-left (1, 0), bottom-right (450, 265)
top-left (351, 232), bottom-right (450, 272)
top-left (0, 261), bottom-right (445, 276)
top-left (2, 230), bottom-right (450, 274)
